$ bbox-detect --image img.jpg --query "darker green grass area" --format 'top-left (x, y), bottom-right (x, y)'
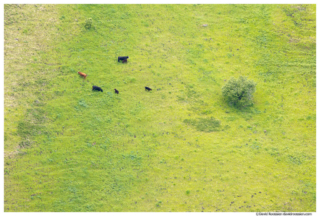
top-left (184, 117), bottom-right (221, 132)
top-left (5, 4), bottom-right (316, 212)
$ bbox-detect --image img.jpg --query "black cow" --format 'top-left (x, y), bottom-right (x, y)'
top-left (118, 56), bottom-right (129, 62)
top-left (114, 89), bottom-right (119, 94)
top-left (145, 87), bottom-right (152, 91)
top-left (92, 86), bottom-right (103, 92)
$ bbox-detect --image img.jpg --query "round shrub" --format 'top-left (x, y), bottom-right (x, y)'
top-left (222, 76), bottom-right (257, 107)
top-left (85, 18), bottom-right (92, 29)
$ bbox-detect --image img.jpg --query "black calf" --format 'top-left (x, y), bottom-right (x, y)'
top-left (145, 87), bottom-right (152, 91)
top-left (118, 56), bottom-right (129, 62)
top-left (92, 86), bottom-right (103, 92)
top-left (114, 89), bottom-right (119, 94)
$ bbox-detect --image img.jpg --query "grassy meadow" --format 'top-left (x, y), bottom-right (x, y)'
top-left (4, 4), bottom-right (316, 212)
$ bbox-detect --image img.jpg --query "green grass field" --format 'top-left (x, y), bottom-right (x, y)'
top-left (4, 4), bottom-right (316, 212)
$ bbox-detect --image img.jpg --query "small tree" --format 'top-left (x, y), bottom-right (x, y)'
top-left (222, 76), bottom-right (256, 107)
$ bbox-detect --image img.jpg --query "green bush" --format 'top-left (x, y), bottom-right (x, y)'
top-left (85, 18), bottom-right (92, 29)
top-left (222, 76), bottom-right (256, 107)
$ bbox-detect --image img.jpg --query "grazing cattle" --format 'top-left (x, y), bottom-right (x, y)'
top-left (118, 56), bottom-right (129, 62)
top-left (92, 86), bottom-right (103, 92)
top-left (145, 87), bottom-right (152, 91)
top-left (114, 89), bottom-right (119, 94)
top-left (78, 72), bottom-right (87, 79)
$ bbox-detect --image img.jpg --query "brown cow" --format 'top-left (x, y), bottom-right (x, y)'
top-left (78, 72), bottom-right (87, 80)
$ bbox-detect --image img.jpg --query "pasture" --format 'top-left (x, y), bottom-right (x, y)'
top-left (4, 4), bottom-right (316, 212)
